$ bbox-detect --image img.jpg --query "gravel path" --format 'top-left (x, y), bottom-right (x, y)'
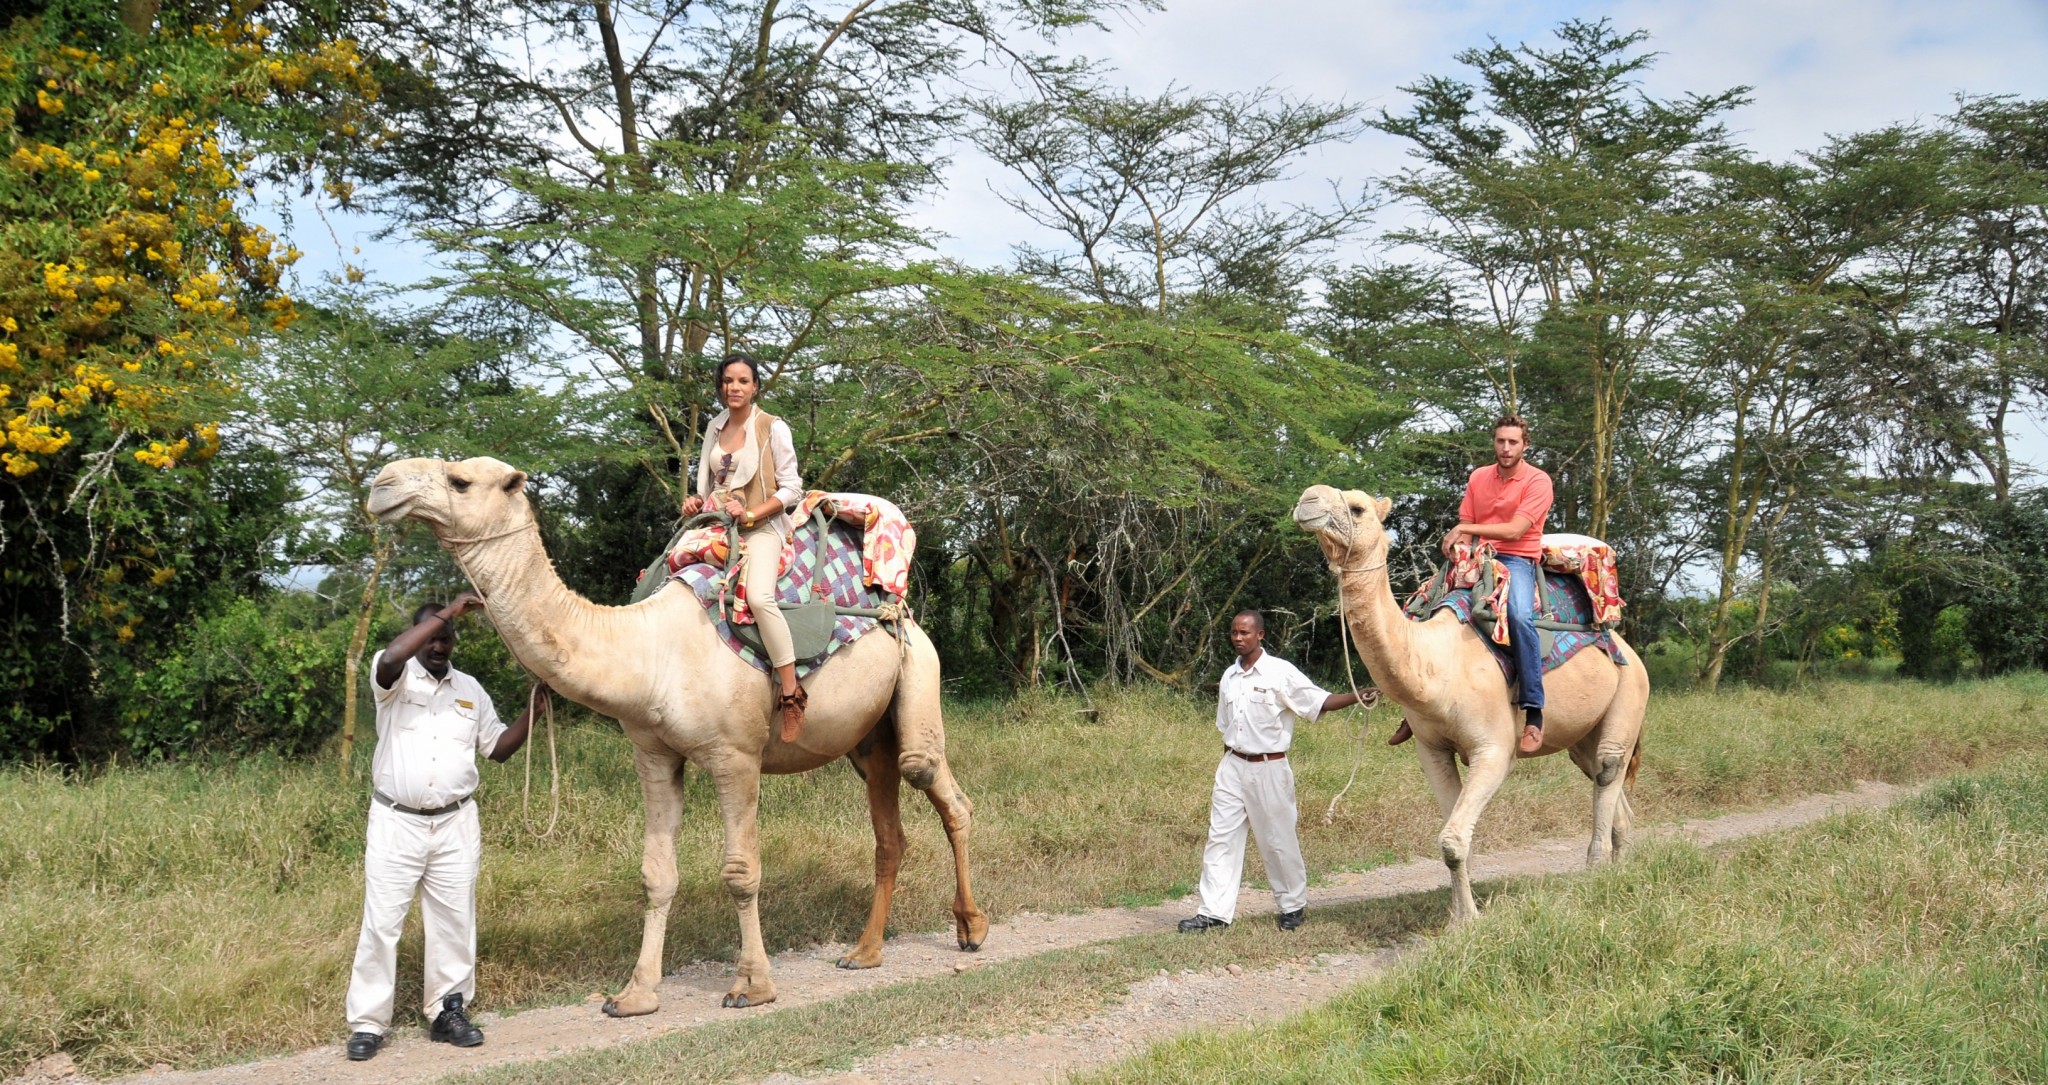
top-left (16, 780), bottom-right (1908, 1085)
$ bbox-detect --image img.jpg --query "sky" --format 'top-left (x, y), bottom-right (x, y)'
top-left (914, 0), bottom-right (2048, 264)
top-left (266, 0), bottom-right (2048, 459)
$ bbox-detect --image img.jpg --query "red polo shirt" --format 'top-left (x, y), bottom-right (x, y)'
top-left (1460, 462), bottom-right (1552, 558)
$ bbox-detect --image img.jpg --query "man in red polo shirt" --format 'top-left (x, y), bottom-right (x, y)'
top-left (1390, 414), bottom-right (1554, 754)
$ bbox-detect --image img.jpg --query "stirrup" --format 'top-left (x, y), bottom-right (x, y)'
top-left (777, 684), bottom-right (808, 743)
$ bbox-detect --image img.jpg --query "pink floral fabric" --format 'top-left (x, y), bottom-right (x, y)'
top-left (1540, 535), bottom-right (1625, 627)
top-left (1416, 533), bottom-right (1625, 648)
top-left (664, 491), bottom-right (916, 623)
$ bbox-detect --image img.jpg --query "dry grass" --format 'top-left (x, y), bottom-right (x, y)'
top-left (3, 673), bottom-right (2045, 1076)
top-left (1075, 764), bottom-right (2048, 1083)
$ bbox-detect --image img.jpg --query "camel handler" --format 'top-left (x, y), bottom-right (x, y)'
top-left (1388, 412), bottom-right (1554, 753)
top-left (1178, 611), bottom-right (1369, 934)
top-left (681, 352), bottom-right (809, 742)
top-left (344, 591), bottom-right (544, 1062)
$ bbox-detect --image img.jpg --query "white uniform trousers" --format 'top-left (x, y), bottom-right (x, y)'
top-left (344, 799), bottom-right (483, 1035)
top-left (1195, 754), bottom-right (1309, 923)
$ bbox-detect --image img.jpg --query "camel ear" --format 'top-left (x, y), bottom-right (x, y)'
top-left (502, 470), bottom-right (527, 494)
top-left (1375, 495), bottom-right (1391, 521)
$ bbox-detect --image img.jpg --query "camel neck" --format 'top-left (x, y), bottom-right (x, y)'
top-left (440, 523), bottom-right (618, 706)
top-left (1333, 557), bottom-right (1433, 706)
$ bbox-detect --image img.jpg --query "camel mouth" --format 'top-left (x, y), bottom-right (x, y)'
top-left (365, 484), bottom-right (411, 524)
top-left (1291, 500), bottom-right (1337, 535)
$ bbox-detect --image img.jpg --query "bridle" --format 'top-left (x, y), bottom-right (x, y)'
top-left (437, 521), bottom-right (536, 547)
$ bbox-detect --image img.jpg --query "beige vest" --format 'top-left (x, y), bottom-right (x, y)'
top-left (701, 408), bottom-right (781, 512)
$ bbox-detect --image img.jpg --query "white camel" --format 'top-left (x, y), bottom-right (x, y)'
top-left (1293, 484), bottom-right (1650, 923)
top-left (368, 456), bottom-right (988, 1013)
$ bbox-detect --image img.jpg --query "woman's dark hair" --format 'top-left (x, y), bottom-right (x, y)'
top-left (716, 352), bottom-right (763, 388)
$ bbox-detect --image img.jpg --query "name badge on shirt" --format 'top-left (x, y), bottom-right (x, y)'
top-left (456, 699), bottom-right (475, 710)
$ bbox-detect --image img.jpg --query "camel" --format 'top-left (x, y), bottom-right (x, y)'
top-left (1292, 485), bottom-right (1649, 923)
top-left (367, 456), bottom-right (988, 1014)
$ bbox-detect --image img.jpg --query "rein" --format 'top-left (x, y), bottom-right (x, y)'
top-left (521, 679), bottom-right (560, 838)
top-left (1323, 543), bottom-right (1386, 825)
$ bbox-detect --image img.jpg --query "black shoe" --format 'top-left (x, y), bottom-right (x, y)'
top-left (429, 993), bottom-right (484, 1048)
top-left (1276, 908), bottom-right (1306, 931)
top-left (345, 1031), bottom-right (384, 1061)
top-left (1177, 914), bottom-right (1229, 933)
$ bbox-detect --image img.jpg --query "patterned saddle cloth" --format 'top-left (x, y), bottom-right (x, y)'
top-left (634, 509), bottom-right (895, 679)
top-left (1409, 567), bottom-right (1624, 678)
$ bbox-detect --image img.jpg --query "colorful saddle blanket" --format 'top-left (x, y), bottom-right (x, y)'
top-left (663, 491), bottom-right (915, 622)
top-left (669, 515), bottom-right (891, 679)
top-left (1413, 569), bottom-right (1621, 677)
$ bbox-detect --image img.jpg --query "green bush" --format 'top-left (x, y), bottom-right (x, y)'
top-left (111, 596), bottom-right (352, 759)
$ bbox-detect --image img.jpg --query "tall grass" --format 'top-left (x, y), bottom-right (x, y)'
top-left (1076, 766), bottom-right (2048, 1083)
top-left (3, 675), bottom-right (2045, 1075)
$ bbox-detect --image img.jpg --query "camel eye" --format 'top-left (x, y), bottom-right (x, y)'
top-left (450, 476), bottom-right (472, 493)
top-left (1349, 504), bottom-right (1364, 514)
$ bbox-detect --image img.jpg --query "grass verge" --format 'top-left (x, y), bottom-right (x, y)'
top-left (3, 674), bottom-right (2045, 1075)
top-left (444, 893), bottom-right (1446, 1085)
top-left (1076, 767), bottom-right (2048, 1084)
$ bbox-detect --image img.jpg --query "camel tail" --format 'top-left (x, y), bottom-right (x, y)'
top-left (1624, 735), bottom-right (1643, 790)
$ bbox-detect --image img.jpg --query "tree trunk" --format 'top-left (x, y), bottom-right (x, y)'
top-left (338, 529), bottom-right (394, 778)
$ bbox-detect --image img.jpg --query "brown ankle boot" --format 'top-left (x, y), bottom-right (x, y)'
top-left (1387, 719), bottom-right (1413, 746)
top-left (777, 685), bottom-right (808, 743)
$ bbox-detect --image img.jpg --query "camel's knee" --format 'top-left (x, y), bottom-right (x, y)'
top-left (720, 855), bottom-right (760, 899)
top-left (898, 751), bottom-right (937, 791)
top-left (1438, 831), bottom-right (1468, 872)
top-left (640, 858), bottom-right (679, 909)
top-left (1595, 754), bottom-right (1624, 787)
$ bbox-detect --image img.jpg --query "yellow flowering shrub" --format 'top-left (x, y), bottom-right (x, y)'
top-left (2, 3), bottom-right (377, 752)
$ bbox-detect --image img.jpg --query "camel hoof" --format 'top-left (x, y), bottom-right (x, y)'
top-left (959, 938), bottom-right (982, 952)
top-left (722, 993), bottom-right (750, 1009)
top-left (602, 995), bottom-right (657, 1018)
top-left (836, 953), bottom-right (881, 970)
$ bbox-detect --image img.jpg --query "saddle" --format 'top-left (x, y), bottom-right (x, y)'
top-left (1403, 545), bottom-right (1626, 674)
top-left (631, 505), bottom-right (901, 666)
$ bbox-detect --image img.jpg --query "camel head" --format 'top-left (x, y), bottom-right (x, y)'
top-left (367, 456), bottom-right (532, 541)
top-left (1292, 484), bottom-right (1393, 571)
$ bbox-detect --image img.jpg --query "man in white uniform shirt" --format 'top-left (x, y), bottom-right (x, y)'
top-left (344, 591), bottom-right (544, 1062)
top-left (1179, 611), bottom-right (1367, 933)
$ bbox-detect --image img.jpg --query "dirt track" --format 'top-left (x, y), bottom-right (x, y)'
top-left (27, 780), bottom-right (1907, 1085)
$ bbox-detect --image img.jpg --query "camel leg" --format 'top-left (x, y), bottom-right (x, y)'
top-left (604, 745), bottom-right (686, 1018)
top-left (888, 623), bottom-right (988, 951)
top-left (891, 622), bottom-right (947, 792)
top-left (1415, 741), bottom-right (1464, 818)
top-left (839, 733), bottom-right (906, 970)
top-left (705, 756), bottom-right (776, 1008)
top-left (1582, 736), bottom-right (1635, 867)
top-left (1437, 743), bottom-right (1514, 925)
top-left (919, 756), bottom-right (989, 951)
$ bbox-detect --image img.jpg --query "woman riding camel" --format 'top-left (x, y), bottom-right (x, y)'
top-left (681, 353), bottom-right (808, 742)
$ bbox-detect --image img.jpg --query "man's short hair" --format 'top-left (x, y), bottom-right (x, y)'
top-left (1233, 609), bottom-right (1266, 632)
top-left (412, 602), bottom-right (447, 626)
top-left (1494, 413), bottom-right (1531, 441)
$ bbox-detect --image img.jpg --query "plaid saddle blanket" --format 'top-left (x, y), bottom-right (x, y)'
top-left (673, 516), bottom-right (890, 679)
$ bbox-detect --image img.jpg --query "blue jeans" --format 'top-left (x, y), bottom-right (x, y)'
top-left (1499, 555), bottom-right (1544, 711)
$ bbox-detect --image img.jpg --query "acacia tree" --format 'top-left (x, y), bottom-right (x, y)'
top-left (1928, 97), bottom-right (2048, 502)
top-left (969, 85), bottom-right (1371, 319)
top-left (334, 0), bottom-right (1146, 593)
top-left (1685, 129), bottom-right (1952, 689)
top-left (1372, 19), bottom-right (1746, 538)
top-left (244, 287), bottom-right (584, 769)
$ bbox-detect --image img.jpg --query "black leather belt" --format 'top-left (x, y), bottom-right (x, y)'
top-left (1227, 747), bottom-right (1286, 763)
top-left (373, 790), bottom-right (471, 817)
